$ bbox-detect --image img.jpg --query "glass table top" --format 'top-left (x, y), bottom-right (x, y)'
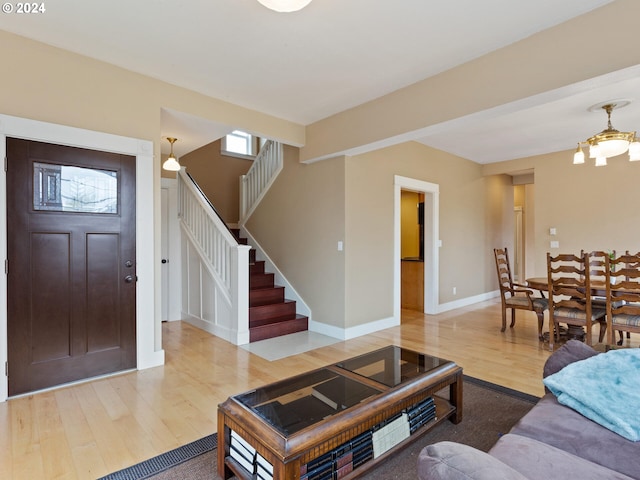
top-left (335, 345), bottom-right (453, 387)
top-left (233, 346), bottom-right (452, 436)
top-left (235, 368), bottom-right (383, 435)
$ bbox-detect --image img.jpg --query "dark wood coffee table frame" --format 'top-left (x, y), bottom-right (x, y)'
top-left (218, 349), bottom-right (463, 480)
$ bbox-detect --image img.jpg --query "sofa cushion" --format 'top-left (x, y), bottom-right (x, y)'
top-left (509, 393), bottom-right (640, 479)
top-left (542, 339), bottom-right (598, 379)
top-left (489, 434), bottom-right (635, 480)
top-left (417, 441), bottom-right (527, 480)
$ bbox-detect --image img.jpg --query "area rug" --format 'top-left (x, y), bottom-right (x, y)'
top-left (100, 376), bottom-right (539, 480)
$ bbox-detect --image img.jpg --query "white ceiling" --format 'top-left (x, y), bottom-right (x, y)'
top-left (2, 0), bottom-right (637, 164)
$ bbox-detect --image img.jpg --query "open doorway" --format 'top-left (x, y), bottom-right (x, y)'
top-left (513, 182), bottom-right (530, 282)
top-left (400, 190), bottom-right (424, 311)
top-left (394, 176), bottom-right (439, 319)
top-left (513, 206), bottom-right (524, 282)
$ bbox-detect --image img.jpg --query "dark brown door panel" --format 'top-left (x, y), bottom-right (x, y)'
top-left (7, 138), bottom-right (137, 396)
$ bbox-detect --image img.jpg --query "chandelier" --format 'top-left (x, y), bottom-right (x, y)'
top-left (573, 102), bottom-right (640, 166)
top-left (162, 137), bottom-right (181, 171)
top-left (257, 0), bottom-right (312, 12)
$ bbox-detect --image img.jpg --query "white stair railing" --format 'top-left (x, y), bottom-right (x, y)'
top-left (178, 169), bottom-right (251, 345)
top-left (240, 140), bottom-right (283, 222)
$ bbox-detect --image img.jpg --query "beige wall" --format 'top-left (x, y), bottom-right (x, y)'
top-left (179, 140), bottom-right (252, 224)
top-left (0, 30), bottom-right (304, 165)
top-left (485, 151), bottom-right (640, 278)
top-left (245, 140), bottom-right (510, 330)
top-left (344, 142), bottom-right (511, 326)
top-left (1, 27), bottom-right (515, 337)
top-left (512, 182), bottom-right (537, 281)
top-left (484, 174), bottom-right (514, 287)
top-left (0, 29), bottom-right (304, 343)
top-left (244, 146), bottom-right (346, 328)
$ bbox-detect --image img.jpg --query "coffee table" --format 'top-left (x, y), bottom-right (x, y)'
top-left (217, 346), bottom-right (462, 479)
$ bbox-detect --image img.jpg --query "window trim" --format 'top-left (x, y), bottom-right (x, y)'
top-left (221, 130), bottom-right (258, 160)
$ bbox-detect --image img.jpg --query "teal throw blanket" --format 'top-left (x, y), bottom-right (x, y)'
top-left (543, 348), bottom-right (640, 441)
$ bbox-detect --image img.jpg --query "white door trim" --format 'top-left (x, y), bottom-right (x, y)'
top-left (0, 114), bottom-right (164, 402)
top-left (394, 175), bottom-right (439, 317)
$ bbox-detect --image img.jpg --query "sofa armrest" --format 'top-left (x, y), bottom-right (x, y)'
top-left (543, 339), bottom-right (598, 379)
top-left (417, 441), bottom-right (528, 480)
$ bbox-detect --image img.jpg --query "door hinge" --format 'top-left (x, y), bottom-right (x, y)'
top-left (4, 361), bottom-right (7, 377)
top-left (4, 259), bottom-right (7, 275)
top-left (4, 156), bottom-right (6, 172)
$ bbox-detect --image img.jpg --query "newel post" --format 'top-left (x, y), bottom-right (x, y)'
top-left (232, 244), bottom-right (252, 345)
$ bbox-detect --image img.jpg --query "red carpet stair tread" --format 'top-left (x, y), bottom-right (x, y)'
top-left (234, 230), bottom-right (308, 342)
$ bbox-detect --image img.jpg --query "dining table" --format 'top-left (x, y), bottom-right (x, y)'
top-left (525, 277), bottom-right (609, 297)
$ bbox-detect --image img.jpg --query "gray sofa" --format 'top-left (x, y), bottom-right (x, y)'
top-left (417, 340), bottom-right (640, 480)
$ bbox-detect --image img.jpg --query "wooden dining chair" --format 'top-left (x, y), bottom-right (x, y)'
top-left (581, 250), bottom-right (613, 344)
top-left (612, 251), bottom-right (640, 345)
top-left (605, 252), bottom-right (640, 346)
top-left (494, 248), bottom-right (547, 340)
top-left (547, 252), bottom-right (606, 348)
top-left (587, 249), bottom-right (635, 345)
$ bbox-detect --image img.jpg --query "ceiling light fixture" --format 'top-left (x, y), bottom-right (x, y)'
top-left (162, 137), bottom-right (181, 171)
top-left (256, 0), bottom-right (312, 12)
top-left (573, 101), bottom-right (640, 166)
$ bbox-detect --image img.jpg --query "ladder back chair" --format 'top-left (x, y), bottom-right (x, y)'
top-left (581, 250), bottom-right (614, 344)
top-left (494, 248), bottom-right (547, 340)
top-left (547, 252), bottom-right (606, 349)
top-left (605, 252), bottom-right (640, 346)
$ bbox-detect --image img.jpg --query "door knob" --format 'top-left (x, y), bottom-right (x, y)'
top-left (161, 259), bottom-right (168, 264)
top-left (124, 275), bottom-right (136, 283)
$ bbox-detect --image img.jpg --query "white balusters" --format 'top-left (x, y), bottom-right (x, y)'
top-left (240, 140), bottom-right (283, 222)
top-left (178, 170), bottom-right (239, 298)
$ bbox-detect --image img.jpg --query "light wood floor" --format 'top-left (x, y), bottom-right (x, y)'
top-left (1, 299), bottom-right (636, 479)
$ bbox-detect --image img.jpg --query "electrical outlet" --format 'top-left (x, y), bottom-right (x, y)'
top-left (550, 240), bottom-right (560, 249)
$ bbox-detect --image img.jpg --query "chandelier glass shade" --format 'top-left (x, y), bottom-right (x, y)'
top-left (573, 103), bottom-right (640, 166)
top-left (257, 0), bottom-right (312, 12)
top-left (162, 137), bottom-right (181, 171)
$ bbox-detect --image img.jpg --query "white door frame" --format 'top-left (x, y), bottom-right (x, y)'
top-left (0, 114), bottom-right (164, 402)
top-left (394, 175), bottom-right (439, 318)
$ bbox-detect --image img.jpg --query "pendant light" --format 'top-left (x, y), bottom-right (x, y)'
top-left (573, 101), bottom-right (640, 165)
top-left (163, 137), bottom-right (181, 171)
top-left (256, 0), bottom-right (312, 12)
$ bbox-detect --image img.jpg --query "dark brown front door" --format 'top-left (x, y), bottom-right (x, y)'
top-left (7, 138), bottom-right (137, 396)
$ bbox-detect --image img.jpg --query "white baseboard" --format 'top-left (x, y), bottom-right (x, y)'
top-left (309, 291), bottom-right (500, 340)
top-left (436, 290), bottom-right (500, 313)
top-left (183, 312), bottom-right (250, 345)
top-left (309, 315), bottom-right (399, 341)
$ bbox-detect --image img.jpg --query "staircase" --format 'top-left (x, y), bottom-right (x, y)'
top-left (232, 230), bottom-right (308, 342)
top-left (176, 141), bottom-right (307, 345)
